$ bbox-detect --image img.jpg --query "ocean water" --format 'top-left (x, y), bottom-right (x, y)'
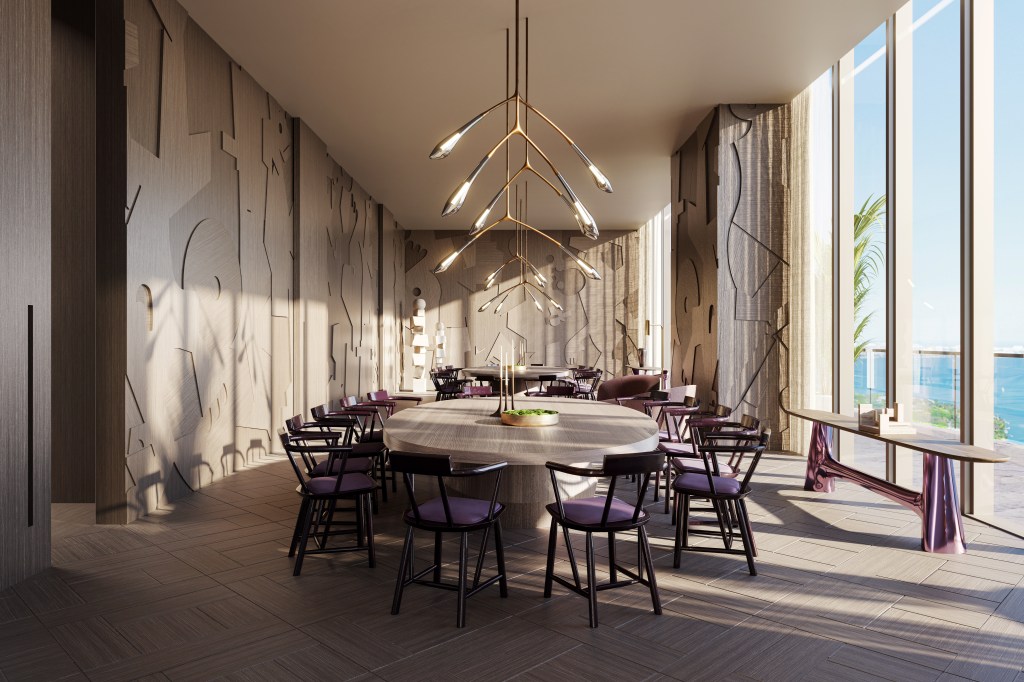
top-left (853, 353), bottom-right (1024, 443)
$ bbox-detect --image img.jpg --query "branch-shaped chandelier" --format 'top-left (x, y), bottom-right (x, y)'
top-left (476, 185), bottom-right (565, 314)
top-left (429, 0), bottom-right (612, 284)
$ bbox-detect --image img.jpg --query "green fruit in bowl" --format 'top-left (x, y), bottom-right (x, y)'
top-left (502, 409), bottom-right (559, 416)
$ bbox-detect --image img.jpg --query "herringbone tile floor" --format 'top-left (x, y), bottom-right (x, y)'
top-left (3, 451), bottom-right (1024, 681)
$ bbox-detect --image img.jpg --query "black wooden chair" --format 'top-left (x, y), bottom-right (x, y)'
top-left (389, 452), bottom-right (508, 628)
top-left (279, 432), bottom-right (377, 576)
top-left (543, 452), bottom-right (664, 628)
top-left (672, 428), bottom-right (770, 575)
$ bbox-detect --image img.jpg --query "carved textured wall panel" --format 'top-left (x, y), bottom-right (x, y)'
top-left (671, 109), bottom-right (720, 408)
top-left (672, 104), bottom-right (791, 449)
top-left (294, 122), bottom-right (380, 410)
top-left (402, 230), bottom-right (641, 386)
top-left (380, 208), bottom-right (407, 394)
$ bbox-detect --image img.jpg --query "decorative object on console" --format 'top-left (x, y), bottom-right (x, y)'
top-left (428, 0), bottom-right (610, 287)
top-left (858, 403), bottom-right (916, 435)
top-left (410, 298), bottom-right (428, 391)
top-left (434, 321), bottom-right (447, 368)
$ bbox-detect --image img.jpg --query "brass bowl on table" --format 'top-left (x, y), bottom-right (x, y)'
top-left (500, 409), bottom-right (559, 427)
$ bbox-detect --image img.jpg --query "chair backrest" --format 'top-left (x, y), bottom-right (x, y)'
top-left (367, 390), bottom-right (390, 401)
top-left (547, 452), bottom-right (663, 527)
top-left (285, 414), bottom-right (305, 432)
top-left (277, 431), bottom-right (357, 494)
top-left (389, 452), bottom-right (507, 527)
top-left (309, 403), bottom-right (359, 444)
top-left (688, 425), bottom-right (769, 496)
top-left (461, 385), bottom-right (493, 397)
top-left (543, 384), bottom-right (575, 397)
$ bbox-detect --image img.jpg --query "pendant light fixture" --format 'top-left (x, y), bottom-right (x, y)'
top-left (429, 0), bottom-right (611, 284)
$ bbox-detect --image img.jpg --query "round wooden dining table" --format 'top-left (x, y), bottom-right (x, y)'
top-left (461, 365), bottom-right (574, 394)
top-left (383, 397), bottom-right (659, 527)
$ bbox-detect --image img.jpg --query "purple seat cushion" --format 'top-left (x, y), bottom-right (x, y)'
top-left (306, 473), bottom-right (376, 495)
top-left (658, 442), bottom-right (695, 455)
top-left (671, 472), bottom-right (741, 496)
top-left (547, 496), bottom-right (644, 527)
top-left (310, 457), bottom-right (372, 477)
top-left (671, 457), bottom-right (736, 476)
top-left (406, 496), bottom-right (503, 526)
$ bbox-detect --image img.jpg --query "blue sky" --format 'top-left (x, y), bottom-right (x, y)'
top-left (852, 0), bottom-right (1023, 350)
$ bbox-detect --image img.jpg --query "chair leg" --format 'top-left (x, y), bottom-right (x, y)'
top-left (673, 492), bottom-right (683, 569)
top-left (607, 531), bottom-right (617, 583)
top-left (456, 532), bottom-right (469, 628)
top-left (391, 525), bottom-right (414, 615)
top-left (585, 532), bottom-right (598, 628)
top-left (653, 469), bottom-right (661, 502)
top-left (355, 497), bottom-right (365, 548)
top-left (293, 497), bottom-right (318, 576)
top-left (433, 531), bottom-right (443, 583)
top-left (562, 525), bottom-right (582, 589)
top-left (472, 525), bottom-right (492, 589)
top-left (379, 455), bottom-right (389, 503)
top-left (494, 520), bottom-right (508, 598)
top-left (639, 526), bottom-right (662, 615)
top-left (663, 458), bottom-right (672, 514)
top-left (364, 494), bottom-right (376, 568)
top-left (320, 498), bottom-right (338, 548)
top-left (736, 499), bottom-right (757, 576)
top-left (289, 497), bottom-right (310, 558)
top-left (543, 518), bottom-right (558, 598)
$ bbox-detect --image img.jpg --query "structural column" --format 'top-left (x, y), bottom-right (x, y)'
top-left (834, 54), bottom-right (855, 462)
top-left (961, 0), bottom-right (995, 516)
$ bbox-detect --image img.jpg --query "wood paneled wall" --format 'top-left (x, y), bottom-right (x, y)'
top-left (0, 0), bottom-right (52, 591)
top-left (672, 104), bottom-right (791, 449)
top-left (52, 0), bottom-right (97, 503)
top-left (402, 229), bottom-right (642, 384)
top-left (119, 0), bottom-right (405, 521)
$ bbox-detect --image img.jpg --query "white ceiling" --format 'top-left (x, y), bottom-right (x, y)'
top-left (180, 0), bottom-right (904, 231)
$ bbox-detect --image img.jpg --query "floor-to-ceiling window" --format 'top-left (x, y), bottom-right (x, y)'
top-left (907, 0), bottom-right (961, 489)
top-left (993, 0), bottom-right (1024, 524)
top-left (821, 0), bottom-right (1023, 535)
top-left (849, 23), bottom-right (889, 479)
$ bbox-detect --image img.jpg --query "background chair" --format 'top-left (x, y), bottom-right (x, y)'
top-left (367, 389), bottom-right (422, 408)
top-left (672, 429), bottom-right (770, 575)
top-left (570, 368), bottom-right (603, 400)
top-left (279, 432), bottom-right (377, 576)
top-left (544, 452), bottom-right (664, 628)
top-left (460, 384), bottom-right (495, 398)
top-left (430, 368), bottom-right (468, 401)
top-left (389, 452), bottom-right (508, 628)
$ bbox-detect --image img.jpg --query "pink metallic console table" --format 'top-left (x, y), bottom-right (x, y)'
top-left (790, 408), bottom-right (1008, 554)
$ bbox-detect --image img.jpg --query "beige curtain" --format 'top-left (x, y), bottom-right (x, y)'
top-left (787, 76), bottom-right (834, 454)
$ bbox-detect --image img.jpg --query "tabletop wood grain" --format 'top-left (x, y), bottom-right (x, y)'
top-left (383, 397), bottom-right (659, 465)
top-left (788, 407), bottom-right (1008, 464)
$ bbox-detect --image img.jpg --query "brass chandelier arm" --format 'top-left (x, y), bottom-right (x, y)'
top-left (522, 101), bottom-right (613, 193)
top-left (517, 130), bottom-right (599, 238)
top-left (429, 94), bottom-right (516, 159)
top-left (484, 256), bottom-right (518, 289)
top-left (441, 129), bottom-right (516, 216)
top-left (508, 216), bottom-right (602, 280)
top-left (524, 280), bottom-right (563, 311)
